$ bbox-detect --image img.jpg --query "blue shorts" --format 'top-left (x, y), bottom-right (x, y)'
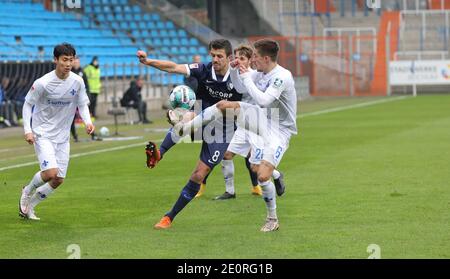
top-left (200, 141), bottom-right (230, 169)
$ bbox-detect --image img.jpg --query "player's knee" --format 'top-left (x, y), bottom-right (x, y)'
top-left (190, 170), bottom-right (208, 184)
top-left (51, 177), bottom-right (64, 188)
top-left (41, 169), bottom-right (58, 182)
top-left (215, 100), bottom-right (228, 112)
top-left (223, 151), bottom-right (234, 160)
top-left (251, 164), bottom-right (259, 173)
top-left (257, 172), bottom-right (271, 183)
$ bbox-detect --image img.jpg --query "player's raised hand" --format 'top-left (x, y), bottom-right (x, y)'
top-left (85, 123), bottom-right (95, 135)
top-left (24, 133), bottom-right (35, 145)
top-left (137, 50), bottom-right (147, 64)
top-left (239, 64), bottom-right (249, 74)
top-left (230, 58), bottom-right (240, 68)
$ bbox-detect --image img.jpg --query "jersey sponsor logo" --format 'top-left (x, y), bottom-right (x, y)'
top-left (189, 63), bottom-right (199, 69)
top-left (272, 78), bottom-right (283, 89)
top-left (226, 81), bottom-right (234, 91)
top-left (205, 85), bottom-right (234, 99)
top-left (47, 99), bottom-right (72, 106)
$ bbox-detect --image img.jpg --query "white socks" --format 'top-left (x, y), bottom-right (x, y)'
top-left (24, 171), bottom-right (45, 195)
top-left (29, 184), bottom-right (54, 209)
top-left (221, 159), bottom-right (235, 194)
top-left (259, 180), bottom-right (277, 219)
top-left (272, 169), bottom-right (281, 180)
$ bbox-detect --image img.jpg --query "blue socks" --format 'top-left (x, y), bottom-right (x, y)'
top-left (160, 128), bottom-right (180, 158)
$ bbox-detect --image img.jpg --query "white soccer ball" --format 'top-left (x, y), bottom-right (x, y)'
top-left (169, 85), bottom-right (196, 110)
top-left (99, 126), bottom-right (110, 137)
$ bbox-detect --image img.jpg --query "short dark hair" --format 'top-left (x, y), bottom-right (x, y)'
top-left (234, 44), bottom-right (253, 59)
top-left (53, 43), bottom-right (76, 59)
top-left (254, 39), bottom-right (279, 62)
top-left (208, 39), bottom-right (232, 57)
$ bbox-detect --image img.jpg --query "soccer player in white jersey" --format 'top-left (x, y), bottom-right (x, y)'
top-left (19, 43), bottom-right (95, 220)
top-left (214, 44), bottom-right (286, 200)
top-left (173, 39), bottom-right (297, 231)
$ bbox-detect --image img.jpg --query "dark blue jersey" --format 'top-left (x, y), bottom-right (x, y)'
top-left (187, 62), bottom-right (242, 110)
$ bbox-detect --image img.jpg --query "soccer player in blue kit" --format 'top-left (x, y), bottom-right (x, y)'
top-left (137, 39), bottom-right (243, 229)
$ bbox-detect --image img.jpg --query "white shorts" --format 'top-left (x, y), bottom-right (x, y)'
top-left (34, 137), bottom-right (70, 178)
top-left (262, 127), bottom-right (290, 168)
top-left (227, 127), bottom-right (264, 165)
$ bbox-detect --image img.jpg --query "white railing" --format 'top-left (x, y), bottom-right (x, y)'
top-left (394, 50), bottom-right (449, 60)
top-left (399, 10), bottom-right (450, 50)
top-left (323, 27), bottom-right (377, 54)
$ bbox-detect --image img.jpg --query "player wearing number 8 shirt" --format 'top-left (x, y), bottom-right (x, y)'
top-left (137, 39), bottom-right (242, 229)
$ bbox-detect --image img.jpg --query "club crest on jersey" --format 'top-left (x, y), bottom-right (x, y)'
top-left (42, 160), bottom-right (48, 167)
top-left (189, 63), bottom-right (199, 69)
top-left (226, 81), bottom-right (234, 91)
top-left (70, 89), bottom-right (76, 96)
top-left (272, 78), bottom-right (283, 89)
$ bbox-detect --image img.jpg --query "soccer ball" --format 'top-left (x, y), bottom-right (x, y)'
top-left (99, 126), bottom-right (110, 137)
top-left (169, 85), bottom-right (196, 110)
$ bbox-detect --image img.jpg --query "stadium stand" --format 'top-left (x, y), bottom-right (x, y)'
top-left (0, 0), bottom-right (208, 84)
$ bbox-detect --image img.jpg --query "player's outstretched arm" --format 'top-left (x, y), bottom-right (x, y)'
top-left (137, 50), bottom-right (187, 75)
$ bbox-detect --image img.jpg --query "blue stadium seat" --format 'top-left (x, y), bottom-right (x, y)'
top-left (156, 22), bottom-right (165, 29)
top-left (166, 21), bottom-right (175, 29)
top-left (159, 30), bottom-right (169, 37)
top-left (125, 14), bottom-right (133, 21)
top-left (180, 38), bottom-right (189, 45)
top-left (150, 30), bottom-right (159, 37)
top-left (151, 13), bottom-right (160, 21)
top-left (170, 46), bottom-right (180, 55)
top-left (147, 21), bottom-right (156, 29)
top-left (115, 14), bottom-right (123, 21)
top-left (153, 38), bottom-right (162, 46)
top-left (198, 46), bottom-right (207, 54)
top-left (134, 14), bottom-right (141, 21)
top-left (132, 5), bottom-right (140, 13)
top-left (189, 38), bottom-right (199, 46)
top-left (124, 5), bottom-right (133, 13)
top-left (168, 30), bottom-right (178, 37)
top-left (171, 38), bottom-right (180, 45)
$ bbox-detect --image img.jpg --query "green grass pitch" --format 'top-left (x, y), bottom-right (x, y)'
top-left (0, 95), bottom-right (449, 258)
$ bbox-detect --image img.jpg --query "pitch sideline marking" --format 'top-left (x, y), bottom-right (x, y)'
top-left (0, 96), bottom-right (409, 173)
